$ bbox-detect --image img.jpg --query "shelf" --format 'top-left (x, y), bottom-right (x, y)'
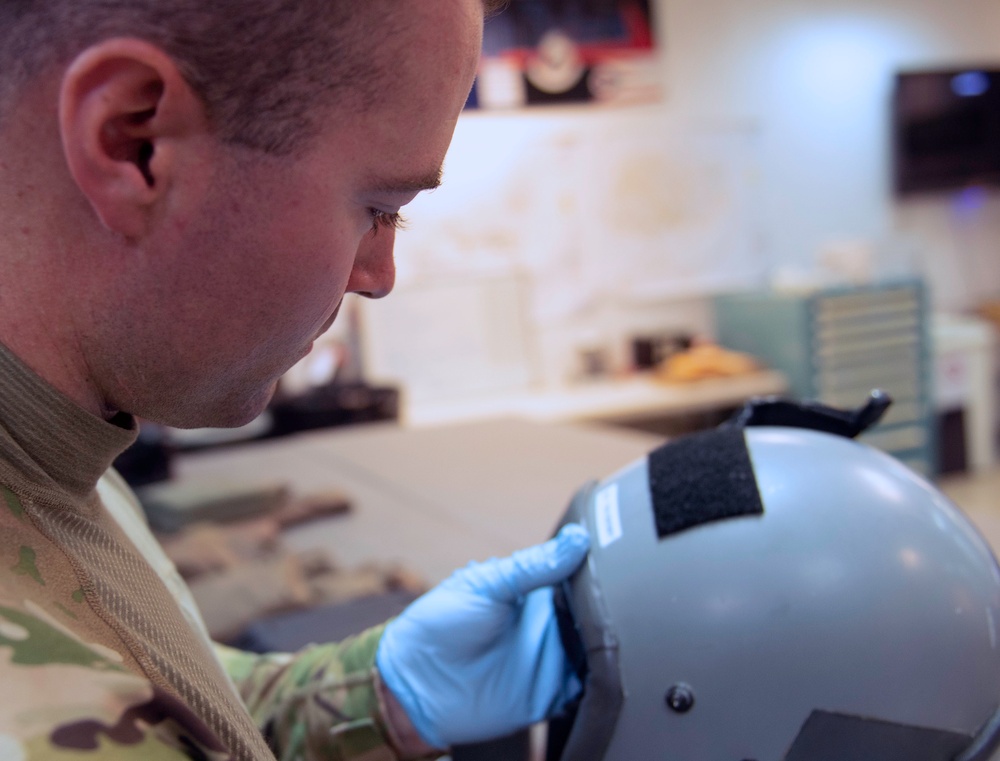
top-left (402, 370), bottom-right (789, 428)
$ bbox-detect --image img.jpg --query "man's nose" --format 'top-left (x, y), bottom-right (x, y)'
top-left (347, 228), bottom-right (396, 299)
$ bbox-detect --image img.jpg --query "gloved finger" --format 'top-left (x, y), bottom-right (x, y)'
top-left (461, 523), bottom-right (590, 603)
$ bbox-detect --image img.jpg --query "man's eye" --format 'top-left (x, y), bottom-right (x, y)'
top-left (370, 209), bottom-right (407, 234)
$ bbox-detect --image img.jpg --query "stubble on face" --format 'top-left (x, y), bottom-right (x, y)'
top-left (98, 0), bottom-right (484, 430)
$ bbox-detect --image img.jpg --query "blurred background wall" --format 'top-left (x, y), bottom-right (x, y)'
top-left (316, 0), bottom-right (1000, 409)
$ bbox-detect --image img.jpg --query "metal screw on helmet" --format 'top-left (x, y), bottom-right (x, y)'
top-left (665, 684), bottom-right (695, 713)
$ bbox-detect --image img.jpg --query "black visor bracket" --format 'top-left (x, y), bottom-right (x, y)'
top-left (726, 389), bottom-right (892, 439)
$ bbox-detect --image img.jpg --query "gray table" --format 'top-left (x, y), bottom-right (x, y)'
top-left (173, 418), bottom-right (664, 583)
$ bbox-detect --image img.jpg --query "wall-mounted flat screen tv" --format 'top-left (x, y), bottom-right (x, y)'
top-left (892, 68), bottom-right (1000, 195)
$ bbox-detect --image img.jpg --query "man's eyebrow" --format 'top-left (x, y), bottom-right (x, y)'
top-left (367, 167), bottom-right (444, 195)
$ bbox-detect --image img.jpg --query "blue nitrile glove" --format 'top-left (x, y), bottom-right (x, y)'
top-left (375, 523), bottom-right (590, 749)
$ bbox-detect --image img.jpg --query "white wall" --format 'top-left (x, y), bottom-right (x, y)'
top-left (358, 0), bottom-right (1000, 400)
top-left (662, 0), bottom-right (1000, 308)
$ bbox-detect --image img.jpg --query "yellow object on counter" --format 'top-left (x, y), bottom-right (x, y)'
top-left (654, 343), bottom-right (761, 383)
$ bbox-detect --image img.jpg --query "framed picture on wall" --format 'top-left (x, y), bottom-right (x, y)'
top-left (469, 0), bottom-right (661, 109)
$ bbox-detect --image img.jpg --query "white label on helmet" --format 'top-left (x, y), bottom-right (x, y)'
top-left (595, 484), bottom-right (623, 548)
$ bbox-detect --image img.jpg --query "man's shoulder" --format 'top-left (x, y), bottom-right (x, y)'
top-left (0, 481), bottom-right (232, 760)
top-left (0, 596), bottom-right (229, 759)
top-left (0, 480), bottom-right (118, 647)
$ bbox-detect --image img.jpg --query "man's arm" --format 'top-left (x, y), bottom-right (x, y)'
top-left (214, 626), bottom-right (439, 761)
top-left (215, 524), bottom-right (590, 759)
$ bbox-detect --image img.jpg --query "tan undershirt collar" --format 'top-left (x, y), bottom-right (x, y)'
top-left (0, 341), bottom-right (137, 503)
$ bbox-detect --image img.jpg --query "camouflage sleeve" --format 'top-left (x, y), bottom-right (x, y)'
top-left (215, 624), bottom-right (430, 761)
top-left (0, 602), bottom-right (225, 760)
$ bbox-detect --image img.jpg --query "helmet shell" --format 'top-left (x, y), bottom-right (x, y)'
top-left (553, 427), bottom-right (1000, 761)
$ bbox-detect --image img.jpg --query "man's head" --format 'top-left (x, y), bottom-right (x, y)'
top-left (0, 0), bottom-right (489, 428)
top-left (0, 0), bottom-right (503, 154)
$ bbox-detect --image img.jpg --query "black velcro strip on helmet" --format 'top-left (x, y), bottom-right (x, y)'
top-left (647, 427), bottom-right (763, 539)
top-left (785, 710), bottom-right (971, 761)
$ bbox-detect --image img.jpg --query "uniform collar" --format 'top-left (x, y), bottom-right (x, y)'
top-left (0, 341), bottom-right (138, 503)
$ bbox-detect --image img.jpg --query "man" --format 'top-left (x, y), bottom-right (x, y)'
top-left (0, 1), bottom-right (589, 759)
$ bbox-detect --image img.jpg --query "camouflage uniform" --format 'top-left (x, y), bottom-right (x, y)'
top-left (0, 343), bottom-right (418, 760)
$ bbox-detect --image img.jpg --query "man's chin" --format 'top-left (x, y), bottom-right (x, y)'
top-left (148, 380), bottom-right (279, 431)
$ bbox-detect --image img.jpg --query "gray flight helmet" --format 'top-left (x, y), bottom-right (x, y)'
top-left (548, 391), bottom-right (1000, 761)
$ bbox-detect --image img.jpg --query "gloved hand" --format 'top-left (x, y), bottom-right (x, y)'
top-left (375, 523), bottom-right (590, 750)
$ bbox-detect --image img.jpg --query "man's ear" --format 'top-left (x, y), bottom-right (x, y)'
top-left (58, 38), bottom-right (209, 240)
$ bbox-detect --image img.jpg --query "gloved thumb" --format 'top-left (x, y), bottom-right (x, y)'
top-left (460, 523), bottom-right (590, 603)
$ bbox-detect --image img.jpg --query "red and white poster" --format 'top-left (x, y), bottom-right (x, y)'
top-left (469, 0), bottom-right (661, 109)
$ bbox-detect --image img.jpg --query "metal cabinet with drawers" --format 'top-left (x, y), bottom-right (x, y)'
top-left (713, 280), bottom-right (934, 476)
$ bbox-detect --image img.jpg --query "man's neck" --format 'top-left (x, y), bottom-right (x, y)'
top-left (0, 308), bottom-right (111, 421)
